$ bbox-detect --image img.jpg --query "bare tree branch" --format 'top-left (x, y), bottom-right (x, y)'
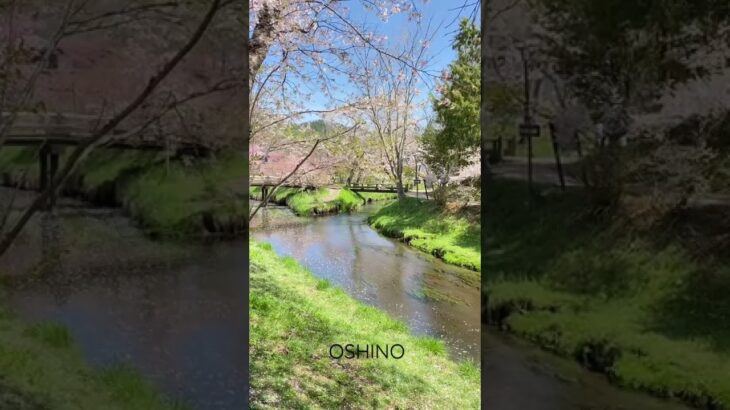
top-left (0, 0), bottom-right (223, 258)
top-left (248, 123), bottom-right (357, 221)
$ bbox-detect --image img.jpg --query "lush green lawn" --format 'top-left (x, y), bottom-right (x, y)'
top-left (249, 242), bottom-right (480, 409)
top-left (485, 179), bottom-right (730, 409)
top-left (368, 198), bottom-right (481, 276)
top-left (0, 305), bottom-right (181, 410)
top-left (0, 147), bottom-right (247, 238)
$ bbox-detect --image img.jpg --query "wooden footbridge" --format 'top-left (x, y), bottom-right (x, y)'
top-left (250, 176), bottom-right (411, 202)
top-left (1, 112), bottom-right (209, 208)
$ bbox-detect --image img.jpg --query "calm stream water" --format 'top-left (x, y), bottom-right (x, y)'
top-left (0, 188), bottom-right (692, 410)
top-left (1, 188), bottom-right (248, 409)
top-left (252, 204), bottom-right (692, 410)
top-left (252, 204), bottom-right (481, 361)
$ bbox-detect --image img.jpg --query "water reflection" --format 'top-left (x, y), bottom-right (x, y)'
top-left (252, 207), bottom-right (481, 361)
top-left (40, 211), bottom-right (62, 276)
top-left (1, 188), bottom-right (249, 410)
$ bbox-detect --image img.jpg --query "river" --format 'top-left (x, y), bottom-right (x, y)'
top-left (253, 204), bottom-right (693, 410)
top-left (0, 188), bottom-right (693, 410)
top-left (0, 188), bottom-right (248, 409)
top-left (251, 204), bottom-right (481, 362)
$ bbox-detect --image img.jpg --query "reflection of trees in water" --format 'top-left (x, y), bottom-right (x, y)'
top-left (260, 208), bottom-right (271, 228)
top-left (40, 211), bottom-right (62, 276)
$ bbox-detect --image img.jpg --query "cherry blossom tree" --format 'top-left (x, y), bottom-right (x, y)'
top-left (350, 29), bottom-right (433, 200)
top-left (0, 0), bottom-right (236, 257)
top-left (247, 0), bottom-right (432, 203)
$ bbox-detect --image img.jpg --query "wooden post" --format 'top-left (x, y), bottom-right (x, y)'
top-left (575, 130), bottom-right (588, 184)
top-left (49, 150), bottom-right (59, 209)
top-left (549, 123), bottom-right (566, 192)
top-left (39, 146), bottom-right (49, 192)
top-left (165, 134), bottom-right (170, 176)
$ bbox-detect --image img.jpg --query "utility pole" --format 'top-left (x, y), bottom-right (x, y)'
top-left (517, 44), bottom-right (539, 206)
top-left (521, 47), bottom-right (533, 202)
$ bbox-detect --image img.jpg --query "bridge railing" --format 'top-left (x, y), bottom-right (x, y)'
top-left (346, 183), bottom-right (411, 192)
top-left (249, 176), bottom-right (311, 187)
top-left (2, 112), bottom-right (213, 153)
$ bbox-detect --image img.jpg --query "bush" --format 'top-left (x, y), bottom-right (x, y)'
top-left (432, 182), bottom-right (479, 210)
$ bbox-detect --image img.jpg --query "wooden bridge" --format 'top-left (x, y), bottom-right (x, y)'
top-left (346, 183), bottom-right (411, 193)
top-left (250, 176), bottom-right (411, 203)
top-left (1, 112), bottom-right (209, 209)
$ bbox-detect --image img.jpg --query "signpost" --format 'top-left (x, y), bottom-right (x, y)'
top-left (548, 123), bottom-right (566, 191)
top-left (517, 43), bottom-right (540, 206)
top-left (519, 122), bottom-right (540, 203)
top-left (519, 124), bottom-right (540, 138)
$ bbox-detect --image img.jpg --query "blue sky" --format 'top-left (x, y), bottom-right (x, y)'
top-left (302, 0), bottom-right (478, 121)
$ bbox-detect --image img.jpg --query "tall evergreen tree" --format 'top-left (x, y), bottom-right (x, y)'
top-left (423, 18), bottom-right (480, 178)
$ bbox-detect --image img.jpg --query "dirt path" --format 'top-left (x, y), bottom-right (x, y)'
top-left (490, 156), bottom-right (581, 187)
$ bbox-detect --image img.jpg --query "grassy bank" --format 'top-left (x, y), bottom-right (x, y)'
top-left (249, 241), bottom-right (479, 409)
top-left (368, 198), bottom-right (481, 276)
top-left (485, 179), bottom-right (730, 409)
top-left (251, 186), bottom-right (385, 216)
top-left (0, 147), bottom-right (247, 238)
top-left (0, 304), bottom-right (181, 410)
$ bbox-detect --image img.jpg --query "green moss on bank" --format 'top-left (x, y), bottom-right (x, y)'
top-left (368, 198), bottom-right (481, 275)
top-left (251, 187), bottom-right (366, 216)
top-left (0, 147), bottom-right (247, 238)
top-left (0, 306), bottom-right (182, 410)
top-left (249, 241), bottom-right (480, 409)
top-left (121, 154), bottom-right (247, 237)
top-left (485, 179), bottom-right (730, 409)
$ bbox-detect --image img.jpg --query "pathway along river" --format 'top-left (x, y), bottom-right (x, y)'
top-left (0, 188), bottom-right (693, 410)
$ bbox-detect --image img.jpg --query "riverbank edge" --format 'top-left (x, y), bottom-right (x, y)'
top-left (367, 198), bottom-right (481, 277)
top-left (0, 304), bottom-right (183, 410)
top-left (0, 147), bottom-right (247, 239)
top-left (484, 180), bottom-right (730, 410)
top-left (249, 241), bottom-right (480, 409)
top-left (250, 186), bottom-right (396, 217)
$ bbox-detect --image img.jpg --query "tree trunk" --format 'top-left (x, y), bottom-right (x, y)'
top-left (396, 174), bottom-right (406, 200)
top-left (249, 1), bottom-right (282, 79)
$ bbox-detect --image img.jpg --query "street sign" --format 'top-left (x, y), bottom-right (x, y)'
top-left (519, 123), bottom-right (541, 138)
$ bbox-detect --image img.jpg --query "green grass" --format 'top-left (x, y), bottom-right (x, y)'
top-left (0, 306), bottom-right (183, 410)
top-left (368, 198), bottom-right (481, 276)
top-left (121, 154), bottom-right (247, 237)
top-left (251, 186), bottom-right (397, 214)
top-left (514, 135), bottom-right (555, 158)
top-left (256, 187), bottom-right (366, 216)
top-left (0, 147), bottom-right (247, 238)
top-left (249, 241), bottom-right (480, 409)
top-left (485, 179), bottom-right (730, 409)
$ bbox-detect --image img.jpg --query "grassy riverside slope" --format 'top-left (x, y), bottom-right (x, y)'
top-left (250, 186), bottom-right (392, 216)
top-left (368, 198), bottom-right (481, 275)
top-left (0, 305), bottom-right (182, 410)
top-left (249, 242), bottom-right (480, 409)
top-left (0, 147), bottom-right (247, 238)
top-left (485, 179), bottom-right (730, 409)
